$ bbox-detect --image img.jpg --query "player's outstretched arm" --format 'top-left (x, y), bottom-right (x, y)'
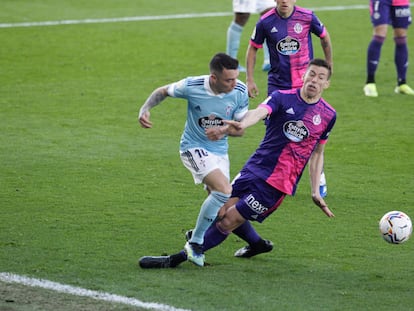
top-left (138, 85), bottom-right (169, 128)
top-left (207, 106), bottom-right (269, 140)
top-left (205, 124), bottom-right (245, 141)
top-left (226, 106), bottom-right (269, 130)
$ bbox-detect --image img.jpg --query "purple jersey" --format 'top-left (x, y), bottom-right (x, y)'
top-left (250, 7), bottom-right (327, 92)
top-left (243, 89), bottom-right (336, 195)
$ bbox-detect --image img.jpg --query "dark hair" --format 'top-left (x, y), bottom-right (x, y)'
top-left (209, 53), bottom-right (239, 74)
top-left (308, 58), bottom-right (332, 79)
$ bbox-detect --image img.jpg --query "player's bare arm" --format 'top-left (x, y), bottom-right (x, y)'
top-left (320, 31), bottom-right (333, 74)
top-left (309, 143), bottom-right (335, 218)
top-left (228, 106), bottom-right (269, 130)
top-left (246, 45), bottom-right (259, 98)
top-left (138, 85), bottom-right (170, 128)
top-left (207, 106), bottom-right (268, 140)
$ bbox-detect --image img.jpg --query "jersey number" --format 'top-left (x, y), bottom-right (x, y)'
top-left (194, 149), bottom-right (208, 158)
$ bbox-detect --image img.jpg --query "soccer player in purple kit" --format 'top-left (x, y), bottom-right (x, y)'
top-left (216, 0), bottom-right (333, 259)
top-left (245, 0), bottom-right (333, 97)
top-left (363, 0), bottom-right (414, 97)
top-left (245, 0), bottom-right (332, 200)
top-left (139, 59), bottom-right (336, 269)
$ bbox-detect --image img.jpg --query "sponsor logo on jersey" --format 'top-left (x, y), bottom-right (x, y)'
top-left (245, 194), bottom-right (268, 214)
top-left (276, 36), bottom-right (300, 55)
top-left (283, 120), bottom-right (309, 142)
top-left (199, 114), bottom-right (223, 128)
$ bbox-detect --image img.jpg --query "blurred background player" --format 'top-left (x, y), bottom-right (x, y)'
top-left (245, 0), bottom-right (333, 198)
top-left (227, 0), bottom-right (276, 72)
top-left (363, 0), bottom-right (414, 97)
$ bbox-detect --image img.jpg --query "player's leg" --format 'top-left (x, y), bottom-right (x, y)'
top-left (233, 221), bottom-right (273, 257)
top-left (139, 202), bottom-right (244, 269)
top-left (227, 13), bottom-right (250, 72)
top-left (364, 24), bottom-right (388, 97)
top-left (180, 149), bottom-right (231, 266)
top-left (392, 5), bottom-right (413, 95)
top-left (227, 0), bottom-right (254, 72)
top-left (364, 0), bottom-right (389, 96)
top-left (257, 0), bottom-right (275, 71)
top-left (139, 150), bottom-right (231, 269)
top-left (189, 169), bottom-right (231, 244)
top-left (185, 198), bottom-right (273, 258)
top-left (230, 170), bottom-right (285, 258)
top-left (203, 177), bottom-right (284, 261)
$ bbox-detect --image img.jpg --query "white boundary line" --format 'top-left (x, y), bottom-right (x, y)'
top-left (0, 272), bottom-right (191, 311)
top-left (0, 5), bottom-right (368, 29)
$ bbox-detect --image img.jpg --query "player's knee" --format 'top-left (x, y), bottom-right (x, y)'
top-left (216, 206), bottom-right (244, 233)
top-left (211, 183), bottom-right (232, 195)
top-left (222, 184), bottom-right (232, 196)
top-left (216, 215), bottom-right (233, 233)
top-left (235, 13), bottom-right (250, 26)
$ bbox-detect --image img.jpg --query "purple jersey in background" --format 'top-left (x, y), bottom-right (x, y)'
top-left (243, 89), bottom-right (336, 196)
top-left (250, 7), bottom-right (327, 93)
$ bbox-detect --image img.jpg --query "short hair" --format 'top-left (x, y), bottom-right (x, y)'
top-left (308, 58), bottom-right (332, 79)
top-left (209, 53), bottom-right (239, 74)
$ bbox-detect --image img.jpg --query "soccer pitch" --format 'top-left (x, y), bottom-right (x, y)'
top-left (1, 1), bottom-right (413, 310)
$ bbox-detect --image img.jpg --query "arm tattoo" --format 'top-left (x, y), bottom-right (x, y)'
top-left (139, 86), bottom-right (169, 117)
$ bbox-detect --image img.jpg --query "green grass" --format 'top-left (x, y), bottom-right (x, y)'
top-left (1, 1), bottom-right (414, 310)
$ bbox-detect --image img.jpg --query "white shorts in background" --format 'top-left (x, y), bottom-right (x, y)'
top-left (232, 0), bottom-right (275, 14)
top-left (180, 148), bottom-right (230, 184)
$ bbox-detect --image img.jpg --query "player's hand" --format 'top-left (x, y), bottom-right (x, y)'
top-left (138, 110), bottom-right (152, 128)
top-left (205, 126), bottom-right (226, 141)
top-left (223, 120), bottom-right (243, 131)
top-left (312, 194), bottom-right (335, 218)
top-left (217, 197), bottom-right (239, 219)
top-left (247, 82), bottom-right (259, 98)
top-left (222, 120), bottom-right (245, 137)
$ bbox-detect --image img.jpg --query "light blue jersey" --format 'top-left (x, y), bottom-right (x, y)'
top-left (168, 75), bottom-right (249, 155)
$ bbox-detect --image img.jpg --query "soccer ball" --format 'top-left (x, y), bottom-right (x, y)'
top-left (379, 211), bottom-right (412, 244)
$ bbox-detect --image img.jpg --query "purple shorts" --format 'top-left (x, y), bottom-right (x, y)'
top-left (369, 0), bottom-right (412, 28)
top-left (232, 169), bottom-right (286, 223)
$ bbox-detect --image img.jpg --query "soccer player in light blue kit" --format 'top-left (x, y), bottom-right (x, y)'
top-left (138, 53), bottom-right (249, 267)
top-left (139, 59), bottom-right (336, 269)
top-left (226, 0), bottom-right (275, 72)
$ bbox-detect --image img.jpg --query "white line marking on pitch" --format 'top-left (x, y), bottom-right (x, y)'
top-left (0, 272), bottom-right (191, 311)
top-left (0, 5), bottom-right (369, 28)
